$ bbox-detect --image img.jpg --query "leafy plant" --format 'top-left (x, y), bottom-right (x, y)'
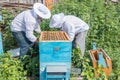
top-left (21, 47), bottom-right (39, 80)
top-left (0, 53), bottom-right (27, 80)
top-left (72, 47), bottom-right (95, 80)
top-left (0, 0), bottom-right (120, 79)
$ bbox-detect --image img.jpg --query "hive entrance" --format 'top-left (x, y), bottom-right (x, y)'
top-left (40, 31), bottom-right (70, 41)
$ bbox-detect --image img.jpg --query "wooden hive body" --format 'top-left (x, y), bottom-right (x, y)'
top-left (39, 31), bottom-right (72, 80)
top-left (89, 48), bottom-right (112, 77)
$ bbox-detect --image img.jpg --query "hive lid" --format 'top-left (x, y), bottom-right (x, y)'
top-left (39, 31), bottom-right (70, 42)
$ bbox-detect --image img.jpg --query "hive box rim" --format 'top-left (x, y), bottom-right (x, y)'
top-left (39, 31), bottom-right (71, 42)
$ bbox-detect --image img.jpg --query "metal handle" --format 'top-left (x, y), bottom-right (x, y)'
top-left (54, 47), bottom-right (60, 51)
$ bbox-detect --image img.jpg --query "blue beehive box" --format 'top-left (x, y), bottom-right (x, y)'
top-left (0, 32), bottom-right (3, 54)
top-left (39, 31), bottom-right (72, 80)
top-left (0, 14), bottom-right (3, 54)
top-left (0, 15), bottom-right (2, 21)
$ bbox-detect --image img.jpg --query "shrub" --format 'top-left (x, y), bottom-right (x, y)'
top-left (0, 53), bottom-right (27, 80)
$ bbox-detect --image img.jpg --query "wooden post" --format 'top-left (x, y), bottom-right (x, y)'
top-left (45, 0), bottom-right (53, 10)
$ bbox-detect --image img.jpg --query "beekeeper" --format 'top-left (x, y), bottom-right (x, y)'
top-left (10, 3), bottom-right (51, 56)
top-left (49, 13), bottom-right (89, 56)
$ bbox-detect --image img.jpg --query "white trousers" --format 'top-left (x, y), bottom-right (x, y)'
top-left (72, 30), bottom-right (88, 56)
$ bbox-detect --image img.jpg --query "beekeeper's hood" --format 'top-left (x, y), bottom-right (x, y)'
top-left (33, 3), bottom-right (51, 19)
top-left (49, 13), bottom-right (65, 28)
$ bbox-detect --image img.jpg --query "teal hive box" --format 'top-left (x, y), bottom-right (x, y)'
top-left (39, 31), bottom-right (72, 80)
top-left (0, 32), bottom-right (3, 54)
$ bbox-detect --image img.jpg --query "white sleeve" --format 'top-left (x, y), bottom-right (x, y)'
top-left (64, 22), bottom-right (75, 41)
top-left (25, 22), bottom-right (37, 42)
top-left (34, 25), bottom-right (41, 33)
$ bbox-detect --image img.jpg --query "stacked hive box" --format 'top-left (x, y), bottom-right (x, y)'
top-left (39, 31), bottom-right (72, 80)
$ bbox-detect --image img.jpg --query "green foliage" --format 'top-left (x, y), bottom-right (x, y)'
top-left (0, 0), bottom-right (120, 79)
top-left (0, 9), bottom-right (21, 51)
top-left (21, 48), bottom-right (39, 80)
top-left (52, 0), bottom-right (120, 79)
top-left (0, 53), bottom-right (27, 80)
top-left (52, 0), bottom-right (120, 50)
top-left (40, 19), bottom-right (57, 31)
top-left (72, 48), bottom-right (95, 80)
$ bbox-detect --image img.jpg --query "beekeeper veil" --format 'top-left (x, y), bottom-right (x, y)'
top-left (49, 13), bottom-right (64, 28)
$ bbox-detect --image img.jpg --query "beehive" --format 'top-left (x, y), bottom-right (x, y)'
top-left (39, 31), bottom-right (72, 80)
top-left (89, 48), bottom-right (112, 77)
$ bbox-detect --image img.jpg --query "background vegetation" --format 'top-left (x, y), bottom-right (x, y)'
top-left (0, 0), bottom-right (120, 80)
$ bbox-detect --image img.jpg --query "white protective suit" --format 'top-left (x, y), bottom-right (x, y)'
top-left (11, 3), bottom-right (51, 43)
top-left (111, 0), bottom-right (118, 3)
top-left (10, 3), bottom-right (51, 56)
top-left (11, 9), bottom-right (41, 42)
top-left (49, 13), bottom-right (89, 55)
